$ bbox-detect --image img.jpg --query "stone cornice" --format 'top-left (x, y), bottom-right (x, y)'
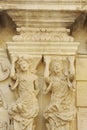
top-left (1, 0), bottom-right (81, 56)
top-left (6, 10), bottom-right (81, 28)
top-left (7, 41), bottom-right (80, 55)
top-left (1, 3), bottom-right (87, 11)
top-left (0, 1), bottom-right (86, 28)
top-left (0, 1), bottom-right (87, 11)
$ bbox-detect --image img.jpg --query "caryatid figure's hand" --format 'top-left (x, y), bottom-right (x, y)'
top-left (44, 56), bottom-right (51, 78)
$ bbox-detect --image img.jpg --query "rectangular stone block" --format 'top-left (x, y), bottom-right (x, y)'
top-left (77, 82), bottom-right (87, 106)
top-left (76, 55), bottom-right (87, 80)
top-left (78, 108), bottom-right (87, 130)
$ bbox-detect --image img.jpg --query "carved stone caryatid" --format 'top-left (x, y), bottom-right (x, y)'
top-left (43, 56), bottom-right (76, 130)
top-left (9, 55), bottom-right (41, 130)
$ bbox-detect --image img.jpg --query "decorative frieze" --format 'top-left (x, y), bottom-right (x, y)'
top-left (6, 27), bottom-right (79, 55)
top-left (13, 28), bottom-right (74, 42)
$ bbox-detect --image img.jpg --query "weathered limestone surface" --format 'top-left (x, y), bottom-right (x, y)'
top-left (0, 0), bottom-right (87, 130)
top-left (78, 108), bottom-right (87, 130)
top-left (77, 82), bottom-right (87, 106)
top-left (76, 55), bottom-right (87, 80)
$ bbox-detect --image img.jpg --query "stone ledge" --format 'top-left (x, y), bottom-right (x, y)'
top-left (7, 42), bottom-right (79, 55)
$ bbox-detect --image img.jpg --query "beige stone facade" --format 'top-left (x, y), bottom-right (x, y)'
top-left (0, 0), bottom-right (87, 130)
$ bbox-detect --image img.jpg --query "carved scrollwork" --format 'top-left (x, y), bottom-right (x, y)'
top-left (0, 60), bottom-right (10, 82)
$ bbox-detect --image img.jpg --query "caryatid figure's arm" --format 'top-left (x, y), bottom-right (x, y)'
top-left (10, 55), bottom-right (19, 90)
top-left (43, 56), bottom-right (52, 94)
top-left (10, 55), bottom-right (18, 80)
top-left (34, 78), bottom-right (40, 96)
top-left (68, 56), bottom-right (76, 91)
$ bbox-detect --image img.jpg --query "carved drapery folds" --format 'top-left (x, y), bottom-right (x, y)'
top-left (43, 56), bottom-right (76, 130)
top-left (8, 53), bottom-right (41, 130)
